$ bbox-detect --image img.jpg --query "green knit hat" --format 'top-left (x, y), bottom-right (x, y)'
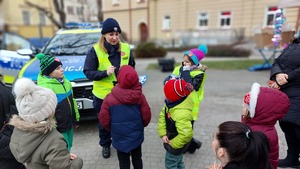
top-left (36, 53), bottom-right (62, 76)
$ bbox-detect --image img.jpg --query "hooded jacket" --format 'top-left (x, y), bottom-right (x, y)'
top-left (9, 115), bottom-right (83, 169)
top-left (242, 87), bottom-right (290, 169)
top-left (99, 65), bottom-right (151, 153)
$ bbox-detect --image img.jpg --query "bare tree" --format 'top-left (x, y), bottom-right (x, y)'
top-left (24, 0), bottom-right (66, 29)
top-left (96, 0), bottom-right (103, 22)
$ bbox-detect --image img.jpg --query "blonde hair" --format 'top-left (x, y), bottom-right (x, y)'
top-left (98, 36), bottom-right (122, 53)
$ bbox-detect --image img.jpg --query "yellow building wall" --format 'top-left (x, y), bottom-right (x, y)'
top-left (103, 0), bottom-right (298, 44)
top-left (3, 0), bottom-right (55, 38)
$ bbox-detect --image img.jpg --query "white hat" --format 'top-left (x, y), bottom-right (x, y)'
top-left (13, 78), bottom-right (57, 123)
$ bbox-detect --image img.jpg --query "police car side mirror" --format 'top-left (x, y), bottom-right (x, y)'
top-left (17, 49), bottom-right (35, 59)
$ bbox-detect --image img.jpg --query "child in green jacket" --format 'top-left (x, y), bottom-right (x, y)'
top-left (36, 53), bottom-right (80, 151)
top-left (158, 79), bottom-right (194, 169)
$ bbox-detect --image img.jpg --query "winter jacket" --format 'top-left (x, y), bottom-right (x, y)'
top-left (0, 125), bottom-right (25, 169)
top-left (172, 65), bottom-right (206, 120)
top-left (0, 82), bottom-right (15, 129)
top-left (270, 43), bottom-right (300, 125)
top-left (99, 65), bottom-right (151, 153)
top-left (157, 95), bottom-right (194, 154)
top-left (242, 87), bottom-right (290, 169)
top-left (37, 75), bottom-right (80, 132)
top-left (9, 115), bottom-right (83, 169)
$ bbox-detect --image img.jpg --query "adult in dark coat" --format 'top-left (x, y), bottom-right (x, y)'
top-left (0, 79), bottom-right (25, 169)
top-left (270, 40), bottom-right (300, 168)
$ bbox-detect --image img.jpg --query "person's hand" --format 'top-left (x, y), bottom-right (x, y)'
top-left (276, 73), bottom-right (288, 86)
top-left (268, 80), bottom-right (280, 90)
top-left (162, 135), bottom-right (170, 144)
top-left (206, 162), bottom-right (222, 169)
top-left (70, 153), bottom-right (77, 160)
top-left (106, 66), bottom-right (116, 76)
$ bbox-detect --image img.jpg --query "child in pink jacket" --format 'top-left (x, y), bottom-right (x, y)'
top-left (242, 82), bottom-right (290, 169)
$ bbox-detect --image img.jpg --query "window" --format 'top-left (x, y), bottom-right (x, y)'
top-left (22, 11), bottom-right (30, 25)
top-left (266, 6), bottom-right (278, 26)
top-left (198, 12), bottom-right (209, 29)
top-left (112, 0), bottom-right (120, 5)
top-left (220, 11), bottom-right (231, 28)
top-left (162, 15), bottom-right (171, 30)
top-left (137, 0), bottom-right (145, 3)
top-left (67, 6), bottom-right (74, 15)
top-left (76, 6), bottom-right (84, 15)
top-left (39, 12), bottom-right (46, 25)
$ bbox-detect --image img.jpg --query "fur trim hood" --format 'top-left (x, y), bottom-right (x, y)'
top-left (9, 115), bottom-right (56, 133)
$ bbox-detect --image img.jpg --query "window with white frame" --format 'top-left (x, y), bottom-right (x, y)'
top-left (22, 11), bottom-right (30, 25)
top-left (76, 6), bottom-right (84, 15)
top-left (198, 12), bottom-right (209, 28)
top-left (39, 12), bottom-right (46, 25)
top-left (220, 11), bottom-right (231, 28)
top-left (162, 15), bottom-right (171, 30)
top-left (266, 6), bottom-right (278, 26)
top-left (112, 0), bottom-right (120, 5)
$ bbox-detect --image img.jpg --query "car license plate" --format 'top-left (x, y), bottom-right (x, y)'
top-left (76, 101), bottom-right (83, 110)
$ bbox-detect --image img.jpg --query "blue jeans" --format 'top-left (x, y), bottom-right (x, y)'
top-left (93, 96), bottom-right (112, 147)
top-left (165, 151), bottom-right (185, 169)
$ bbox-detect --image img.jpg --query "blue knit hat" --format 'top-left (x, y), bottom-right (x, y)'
top-left (101, 18), bottom-right (122, 35)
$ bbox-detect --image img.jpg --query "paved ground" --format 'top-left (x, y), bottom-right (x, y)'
top-left (72, 55), bottom-right (292, 169)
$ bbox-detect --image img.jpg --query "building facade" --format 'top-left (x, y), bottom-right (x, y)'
top-left (102, 0), bottom-right (298, 46)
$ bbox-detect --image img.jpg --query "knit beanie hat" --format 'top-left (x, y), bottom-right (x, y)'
top-left (101, 18), bottom-right (122, 35)
top-left (36, 53), bottom-right (62, 76)
top-left (13, 78), bottom-right (57, 123)
top-left (164, 79), bottom-right (194, 102)
top-left (184, 44), bottom-right (208, 65)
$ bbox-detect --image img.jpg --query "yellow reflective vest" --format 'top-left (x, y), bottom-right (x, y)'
top-left (172, 66), bottom-right (206, 120)
top-left (92, 42), bottom-right (130, 99)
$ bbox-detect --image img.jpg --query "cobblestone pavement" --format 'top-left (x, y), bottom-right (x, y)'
top-left (72, 58), bottom-right (292, 169)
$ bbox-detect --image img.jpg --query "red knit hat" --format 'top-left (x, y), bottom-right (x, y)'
top-left (164, 79), bottom-right (193, 102)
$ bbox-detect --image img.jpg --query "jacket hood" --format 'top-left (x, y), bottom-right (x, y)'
top-left (117, 65), bottom-right (140, 89)
top-left (9, 115), bottom-right (56, 163)
top-left (112, 65), bottom-right (142, 104)
top-left (248, 85), bottom-right (290, 125)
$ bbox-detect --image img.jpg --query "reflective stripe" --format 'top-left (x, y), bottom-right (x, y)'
top-left (3, 75), bottom-right (15, 84)
top-left (92, 42), bottom-right (130, 99)
top-left (18, 58), bottom-right (36, 78)
top-left (57, 29), bottom-right (101, 34)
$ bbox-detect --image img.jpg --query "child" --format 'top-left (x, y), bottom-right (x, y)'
top-left (9, 78), bottom-right (83, 169)
top-left (171, 44), bottom-right (208, 154)
top-left (36, 53), bottom-right (80, 151)
top-left (158, 79), bottom-right (194, 169)
top-left (99, 65), bottom-right (151, 169)
top-left (207, 121), bottom-right (272, 169)
top-left (242, 82), bottom-right (290, 169)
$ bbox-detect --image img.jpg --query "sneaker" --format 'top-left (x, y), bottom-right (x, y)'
top-left (102, 146), bottom-right (110, 159)
top-left (278, 158), bottom-right (300, 168)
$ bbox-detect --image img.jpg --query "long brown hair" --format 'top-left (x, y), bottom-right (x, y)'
top-left (98, 36), bottom-right (122, 53)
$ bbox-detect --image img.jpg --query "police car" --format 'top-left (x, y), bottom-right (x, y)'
top-left (1, 22), bottom-right (131, 121)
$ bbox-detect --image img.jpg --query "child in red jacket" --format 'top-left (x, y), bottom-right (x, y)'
top-left (99, 65), bottom-right (151, 169)
top-left (242, 82), bottom-right (290, 169)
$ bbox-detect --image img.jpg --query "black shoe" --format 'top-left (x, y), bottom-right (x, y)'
top-left (188, 139), bottom-right (202, 154)
top-left (193, 138), bottom-right (202, 149)
top-left (278, 158), bottom-right (300, 168)
top-left (102, 146), bottom-right (111, 159)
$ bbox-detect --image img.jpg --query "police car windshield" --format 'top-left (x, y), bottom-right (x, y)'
top-left (42, 32), bottom-right (101, 56)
